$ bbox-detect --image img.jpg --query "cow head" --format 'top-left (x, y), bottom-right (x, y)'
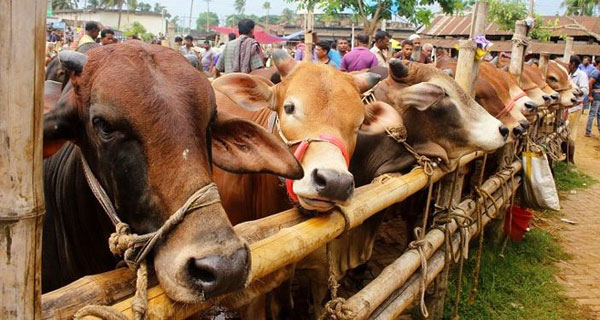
top-left (518, 67), bottom-right (552, 108)
top-left (371, 60), bottom-right (507, 164)
top-left (524, 64), bottom-right (561, 107)
top-left (437, 60), bottom-right (528, 139)
top-left (43, 43), bottom-right (303, 302)
top-left (212, 50), bottom-right (385, 212)
top-left (547, 60), bottom-right (578, 107)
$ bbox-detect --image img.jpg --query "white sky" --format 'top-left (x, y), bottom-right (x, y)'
top-left (146, 0), bottom-right (564, 26)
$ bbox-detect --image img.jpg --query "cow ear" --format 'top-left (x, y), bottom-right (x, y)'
top-left (360, 101), bottom-right (403, 135)
top-left (413, 141), bottom-right (449, 165)
top-left (211, 113), bottom-right (303, 179)
top-left (43, 89), bottom-right (79, 158)
top-left (272, 49), bottom-right (297, 77)
top-left (58, 51), bottom-right (87, 77)
top-left (352, 72), bottom-right (382, 93)
top-left (394, 82), bottom-right (445, 111)
top-left (44, 80), bottom-right (63, 114)
top-left (212, 73), bottom-right (275, 111)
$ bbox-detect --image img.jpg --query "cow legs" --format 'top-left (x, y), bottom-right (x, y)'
top-left (240, 294), bottom-right (267, 320)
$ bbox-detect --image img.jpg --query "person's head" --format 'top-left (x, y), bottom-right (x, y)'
top-left (582, 56), bottom-right (591, 66)
top-left (85, 22), bottom-right (100, 39)
top-left (315, 40), bottom-right (331, 60)
top-left (569, 55), bottom-right (581, 73)
top-left (337, 38), bottom-right (349, 53)
top-left (355, 34), bottom-right (370, 47)
top-left (374, 30), bottom-right (390, 50)
top-left (435, 47), bottom-right (447, 58)
top-left (203, 40), bottom-right (210, 49)
top-left (408, 34), bottom-right (421, 48)
top-left (401, 40), bottom-right (414, 59)
top-left (175, 36), bottom-right (183, 46)
top-left (100, 29), bottom-right (115, 45)
top-left (184, 35), bottom-right (193, 47)
top-left (238, 19), bottom-right (255, 37)
top-left (228, 33), bottom-right (236, 41)
top-left (422, 43), bottom-right (433, 57)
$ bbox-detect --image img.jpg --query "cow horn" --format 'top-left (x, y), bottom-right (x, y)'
top-left (272, 49), bottom-right (297, 77)
top-left (57, 51), bottom-right (88, 75)
top-left (389, 58), bottom-right (409, 81)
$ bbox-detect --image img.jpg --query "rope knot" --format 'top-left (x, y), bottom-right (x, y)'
top-left (109, 222), bottom-right (134, 257)
top-left (322, 297), bottom-right (356, 320)
top-left (385, 125), bottom-right (407, 143)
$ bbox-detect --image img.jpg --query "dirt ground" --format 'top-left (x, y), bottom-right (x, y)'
top-left (553, 113), bottom-right (600, 318)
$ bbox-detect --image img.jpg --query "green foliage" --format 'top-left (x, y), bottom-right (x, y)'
top-left (52, 0), bottom-right (79, 10)
top-left (291, 0), bottom-right (462, 28)
top-left (437, 229), bottom-right (585, 320)
top-left (124, 21), bottom-right (146, 36)
top-left (552, 162), bottom-right (597, 191)
top-left (561, 0), bottom-right (600, 16)
top-left (280, 8), bottom-right (299, 24)
top-left (529, 15), bottom-right (553, 42)
top-left (234, 0), bottom-right (246, 15)
top-left (138, 2), bottom-right (151, 11)
top-left (226, 14), bottom-right (260, 27)
top-left (196, 12), bottom-right (219, 30)
top-left (488, 0), bottom-right (527, 31)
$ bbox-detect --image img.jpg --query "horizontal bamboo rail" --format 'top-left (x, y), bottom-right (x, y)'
top-left (343, 161), bottom-right (522, 319)
top-left (95, 152), bottom-right (485, 319)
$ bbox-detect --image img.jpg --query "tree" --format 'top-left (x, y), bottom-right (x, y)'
top-left (226, 14), bottom-right (259, 27)
top-left (124, 20), bottom-right (147, 36)
top-left (52, 0), bottom-right (79, 10)
top-left (234, 0), bottom-right (246, 15)
top-left (138, 2), bottom-right (151, 11)
top-left (197, 12), bottom-right (219, 30)
top-left (561, 0), bottom-right (600, 16)
top-left (263, 1), bottom-right (271, 28)
top-left (153, 2), bottom-right (167, 13)
top-left (280, 8), bottom-right (298, 25)
top-left (291, 0), bottom-right (460, 36)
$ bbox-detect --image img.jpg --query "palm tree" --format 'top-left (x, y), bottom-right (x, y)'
top-left (101, 0), bottom-right (125, 29)
top-left (127, 0), bottom-right (138, 26)
top-left (263, 1), bottom-right (271, 30)
top-left (281, 8), bottom-right (297, 26)
top-left (561, 0), bottom-right (600, 16)
top-left (234, 0), bottom-right (245, 15)
top-left (52, 0), bottom-right (79, 10)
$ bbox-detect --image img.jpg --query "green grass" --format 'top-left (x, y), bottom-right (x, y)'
top-left (553, 161), bottom-right (597, 191)
top-left (436, 229), bottom-right (584, 320)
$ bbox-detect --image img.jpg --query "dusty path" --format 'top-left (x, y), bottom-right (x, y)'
top-left (554, 114), bottom-right (600, 317)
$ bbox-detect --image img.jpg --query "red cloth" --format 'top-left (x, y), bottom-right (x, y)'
top-left (210, 26), bottom-right (284, 44)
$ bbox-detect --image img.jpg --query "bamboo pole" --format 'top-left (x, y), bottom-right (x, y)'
top-left (340, 161), bottom-right (521, 319)
top-left (0, 0), bottom-right (47, 319)
top-left (508, 20), bottom-right (530, 85)
top-left (103, 152), bottom-right (483, 319)
top-left (370, 176), bottom-right (521, 320)
top-left (538, 52), bottom-right (550, 78)
top-left (563, 37), bottom-right (574, 63)
top-left (454, 1), bottom-right (489, 97)
top-left (167, 23), bottom-right (175, 49)
top-left (304, 11), bottom-right (314, 62)
top-left (428, 167), bottom-right (467, 320)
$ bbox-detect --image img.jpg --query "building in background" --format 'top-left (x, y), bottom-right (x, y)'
top-left (54, 8), bottom-right (166, 35)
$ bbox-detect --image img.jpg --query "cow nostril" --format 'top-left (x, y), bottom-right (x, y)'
top-left (513, 126), bottom-right (523, 137)
top-left (312, 169), bottom-right (328, 188)
top-left (499, 125), bottom-right (509, 139)
top-left (188, 258), bottom-right (217, 286)
top-left (519, 120), bottom-right (530, 130)
top-left (551, 93), bottom-right (559, 100)
top-left (571, 97), bottom-right (578, 103)
top-left (542, 95), bottom-right (551, 101)
top-left (525, 101), bottom-right (538, 110)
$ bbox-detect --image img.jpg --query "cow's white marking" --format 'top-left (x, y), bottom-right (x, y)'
top-left (182, 148), bottom-right (190, 160)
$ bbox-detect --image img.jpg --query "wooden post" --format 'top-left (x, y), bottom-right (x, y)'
top-left (0, 0), bottom-right (47, 319)
top-left (454, 1), bottom-right (489, 97)
top-left (428, 167), bottom-right (467, 320)
top-left (304, 11), bottom-right (314, 62)
top-left (539, 52), bottom-right (550, 78)
top-left (508, 20), bottom-right (530, 85)
top-left (167, 23), bottom-right (175, 49)
top-left (563, 37), bottom-right (574, 63)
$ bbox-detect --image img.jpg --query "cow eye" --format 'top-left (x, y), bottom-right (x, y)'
top-left (549, 76), bottom-right (558, 82)
top-left (284, 102), bottom-right (295, 114)
top-left (92, 117), bottom-right (115, 140)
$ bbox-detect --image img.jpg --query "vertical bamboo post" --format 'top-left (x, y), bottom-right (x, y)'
top-left (508, 20), bottom-right (530, 85)
top-left (539, 52), bottom-right (550, 78)
top-left (563, 37), bottom-right (573, 63)
top-left (0, 0), bottom-right (47, 318)
top-left (454, 1), bottom-right (489, 97)
top-left (304, 11), bottom-right (314, 62)
top-left (167, 23), bottom-right (175, 48)
top-left (428, 167), bottom-right (467, 320)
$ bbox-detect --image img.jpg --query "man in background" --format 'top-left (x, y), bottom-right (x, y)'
top-left (217, 19), bottom-right (264, 73)
top-left (100, 29), bottom-right (115, 45)
top-left (370, 30), bottom-right (390, 68)
top-left (201, 40), bottom-right (217, 71)
top-left (587, 57), bottom-right (600, 137)
top-left (77, 22), bottom-right (99, 48)
top-left (408, 34), bottom-right (421, 61)
top-left (315, 41), bottom-right (336, 67)
top-left (181, 35), bottom-right (197, 55)
top-left (394, 40), bottom-right (414, 61)
top-left (420, 43), bottom-right (433, 64)
top-left (340, 34), bottom-right (378, 72)
top-left (337, 38), bottom-right (350, 57)
top-left (175, 36), bottom-right (183, 48)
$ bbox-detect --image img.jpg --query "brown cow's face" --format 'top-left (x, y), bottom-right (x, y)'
top-left (43, 43), bottom-right (303, 303)
top-left (212, 50), bottom-right (383, 212)
top-left (519, 68), bottom-right (552, 108)
top-left (375, 60), bottom-right (508, 160)
top-left (499, 70), bottom-right (539, 117)
top-left (547, 61), bottom-right (578, 107)
top-left (524, 65), bottom-right (560, 107)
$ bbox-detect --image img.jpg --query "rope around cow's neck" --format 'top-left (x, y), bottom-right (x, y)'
top-left (74, 154), bottom-right (221, 320)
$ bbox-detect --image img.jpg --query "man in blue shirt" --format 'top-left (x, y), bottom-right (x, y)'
top-left (580, 56), bottom-right (595, 110)
top-left (587, 56), bottom-right (600, 137)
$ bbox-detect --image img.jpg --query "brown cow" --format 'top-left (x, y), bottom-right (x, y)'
top-left (547, 60), bottom-right (579, 107)
top-left (42, 42), bottom-right (303, 302)
top-left (437, 59), bottom-right (530, 138)
top-left (523, 64), bottom-right (561, 106)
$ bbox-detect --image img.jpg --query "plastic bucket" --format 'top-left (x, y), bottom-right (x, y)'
top-left (505, 205), bottom-right (534, 242)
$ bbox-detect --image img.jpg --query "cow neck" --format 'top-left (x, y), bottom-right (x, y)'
top-left (496, 92), bottom-right (527, 119)
top-left (521, 85), bottom-right (539, 92)
top-left (273, 115), bottom-right (350, 203)
top-left (79, 154), bottom-right (221, 270)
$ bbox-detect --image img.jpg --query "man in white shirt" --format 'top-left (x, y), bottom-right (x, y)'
top-left (370, 30), bottom-right (390, 68)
